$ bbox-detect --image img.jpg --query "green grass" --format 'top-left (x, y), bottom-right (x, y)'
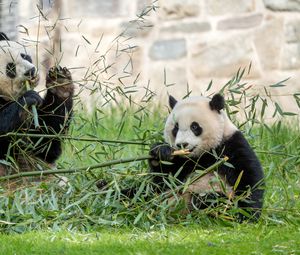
top-left (1, 225), bottom-right (300, 255)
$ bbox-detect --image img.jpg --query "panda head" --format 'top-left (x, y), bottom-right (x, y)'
top-left (0, 32), bottom-right (38, 100)
top-left (164, 94), bottom-right (238, 157)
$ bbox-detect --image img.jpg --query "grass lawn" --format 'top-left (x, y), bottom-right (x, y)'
top-left (1, 224), bottom-right (300, 255)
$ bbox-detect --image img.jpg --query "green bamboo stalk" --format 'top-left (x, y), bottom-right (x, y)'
top-left (190, 156), bottom-right (229, 184)
top-left (1, 132), bottom-right (149, 145)
top-left (25, 80), bottom-right (40, 129)
top-left (162, 156), bottom-right (229, 199)
top-left (0, 155), bottom-right (152, 181)
top-left (0, 154), bottom-right (227, 184)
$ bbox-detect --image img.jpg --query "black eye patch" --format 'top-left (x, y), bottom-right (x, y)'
top-left (21, 53), bottom-right (32, 63)
top-left (190, 121), bottom-right (202, 136)
top-left (172, 122), bottom-right (179, 137)
top-left (6, 62), bottom-right (16, 78)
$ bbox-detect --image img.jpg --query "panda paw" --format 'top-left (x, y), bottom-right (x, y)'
top-left (149, 143), bottom-right (174, 162)
top-left (19, 90), bottom-right (43, 108)
top-left (46, 66), bottom-right (74, 99)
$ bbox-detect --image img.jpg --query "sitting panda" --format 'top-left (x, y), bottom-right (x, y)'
top-left (148, 94), bottom-right (265, 220)
top-left (0, 32), bottom-right (74, 176)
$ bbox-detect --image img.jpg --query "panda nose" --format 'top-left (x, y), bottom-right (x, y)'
top-left (176, 143), bottom-right (189, 149)
top-left (24, 67), bottom-right (36, 78)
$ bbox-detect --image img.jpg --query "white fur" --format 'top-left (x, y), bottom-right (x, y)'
top-left (164, 96), bottom-right (237, 157)
top-left (0, 40), bottom-right (37, 100)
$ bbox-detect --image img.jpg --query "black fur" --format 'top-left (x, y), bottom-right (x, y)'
top-left (6, 62), bottom-right (16, 79)
top-left (169, 95), bottom-right (177, 109)
top-left (0, 67), bottom-right (73, 167)
top-left (209, 94), bottom-right (225, 112)
top-left (148, 131), bottom-right (264, 220)
top-left (21, 53), bottom-right (33, 63)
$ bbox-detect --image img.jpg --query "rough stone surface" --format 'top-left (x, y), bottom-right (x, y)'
top-left (161, 22), bottom-right (211, 34)
top-left (285, 19), bottom-right (300, 43)
top-left (67, 0), bottom-right (121, 18)
top-left (217, 14), bottom-right (263, 30)
top-left (191, 36), bottom-right (260, 78)
top-left (254, 18), bottom-right (284, 70)
top-left (137, 0), bottom-right (153, 14)
top-left (264, 0), bottom-right (300, 11)
top-left (206, 0), bottom-right (255, 16)
top-left (281, 43), bottom-right (300, 69)
top-left (149, 39), bottom-right (187, 60)
top-left (158, 0), bottom-right (200, 20)
top-left (120, 20), bottom-right (153, 37)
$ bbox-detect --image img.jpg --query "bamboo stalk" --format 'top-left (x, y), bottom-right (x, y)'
top-left (162, 156), bottom-right (229, 199)
top-left (190, 156), bottom-right (229, 184)
top-left (25, 81), bottom-right (40, 129)
top-left (0, 150), bottom-right (191, 182)
top-left (0, 132), bottom-right (149, 145)
top-left (0, 155), bottom-right (152, 181)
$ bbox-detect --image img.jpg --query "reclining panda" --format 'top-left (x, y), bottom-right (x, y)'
top-left (0, 32), bottom-right (74, 175)
top-left (148, 94), bottom-right (265, 220)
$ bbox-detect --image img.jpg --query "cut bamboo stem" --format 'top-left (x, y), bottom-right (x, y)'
top-left (1, 132), bottom-right (149, 145)
top-left (0, 149), bottom-right (191, 181)
top-left (25, 80), bottom-right (40, 129)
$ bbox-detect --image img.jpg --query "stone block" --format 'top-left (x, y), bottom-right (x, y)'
top-left (191, 36), bottom-right (260, 78)
top-left (158, 0), bottom-right (200, 20)
top-left (285, 19), bottom-right (300, 43)
top-left (254, 18), bottom-right (284, 70)
top-left (205, 0), bottom-right (254, 16)
top-left (281, 43), bottom-right (300, 70)
top-left (217, 14), bottom-right (263, 30)
top-left (67, 0), bottom-right (121, 18)
top-left (264, 0), bottom-right (300, 11)
top-left (120, 20), bottom-right (153, 37)
top-left (149, 39), bottom-right (187, 60)
top-left (161, 22), bottom-right (211, 34)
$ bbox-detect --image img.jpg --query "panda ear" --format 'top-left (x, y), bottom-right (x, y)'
top-left (169, 95), bottom-right (177, 109)
top-left (0, 32), bottom-right (9, 41)
top-left (209, 94), bottom-right (225, 112)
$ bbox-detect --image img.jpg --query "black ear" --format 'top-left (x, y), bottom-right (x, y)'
top-left (169, 95), bottom-right (177, 109)
top-left (0, 32), bottom-right (9, 41)
top-left (209, 94), bottom-right (225, 112)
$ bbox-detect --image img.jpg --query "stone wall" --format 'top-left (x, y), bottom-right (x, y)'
top-left (17, 0), bottom-right (300, 114)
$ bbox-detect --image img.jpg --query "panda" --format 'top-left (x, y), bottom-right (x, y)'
top-left (148, 93), bottom-right (265, 220)
top-left (0, 32), bottom-right (74, 176)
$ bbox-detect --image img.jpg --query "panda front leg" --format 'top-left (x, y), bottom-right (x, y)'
top-left (0, 91), bottom-right (43, 133)
top-left (33, 66), bottom-right (74, 164)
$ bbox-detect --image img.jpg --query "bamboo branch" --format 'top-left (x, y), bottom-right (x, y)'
top-left (0, 155), bottom-right (152, 181)
top-left (0, 132), bottom-right (149, 145)
top-left (190, 156), bottom-right (229, 184)
top-left (25, 81), bottom-right (40, 129)
top-left (0, 150), bottom-right (191, 182)
top-left (162, 156), bottom-right (229, 199)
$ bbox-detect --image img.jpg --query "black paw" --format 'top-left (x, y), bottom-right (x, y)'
top-left (47, 66), bottom-right (72, 82)
top-left (150, 143), bottom-right (174, 161)
top-left (46, 66), bottom-right (74, 99)
top-left (19, 90), bottom-right (43, 107)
